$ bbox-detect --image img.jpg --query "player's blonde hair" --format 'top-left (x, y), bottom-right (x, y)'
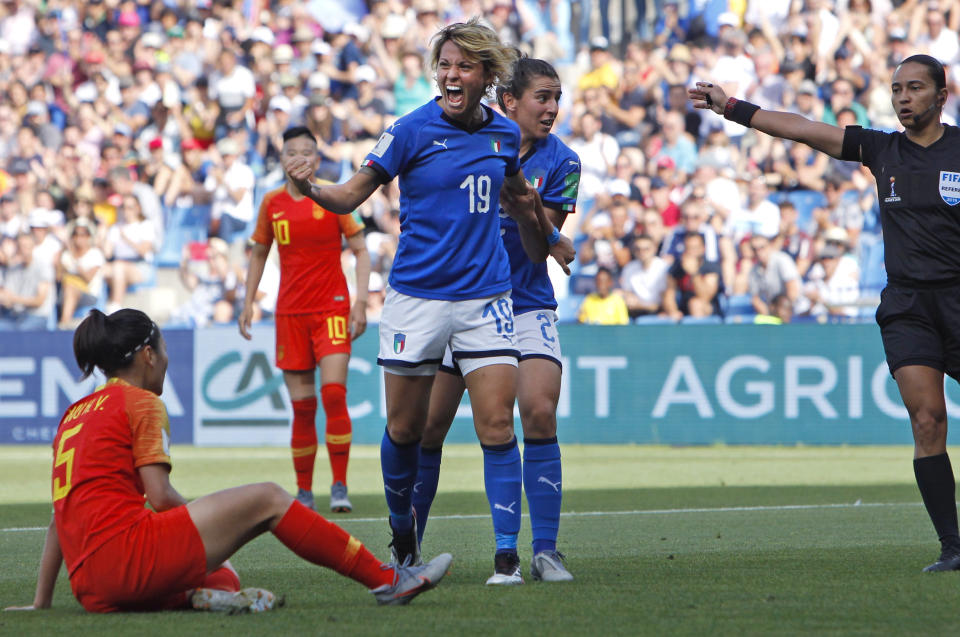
top-left (429, 17), bottom-right (517, 93)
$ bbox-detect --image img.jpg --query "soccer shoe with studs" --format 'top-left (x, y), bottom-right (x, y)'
top-left (485, 551), bottom-right (523, 585)
top-left (530, 550), bottom-right (573, 582)
top-left (330, 481), bottom-right (352, 513)
top-left (371, 553), bottom-right (453, 605)
top-left (191, 587), bottom-right (283, 614)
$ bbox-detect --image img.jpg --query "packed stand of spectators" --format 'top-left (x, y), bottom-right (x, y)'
top-left (0, 0), bottom-right (919, 329)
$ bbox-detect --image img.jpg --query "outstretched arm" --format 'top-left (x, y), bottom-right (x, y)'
top-left (285, 160), bottom-right (382, 214)
top-left (688, 82), bottom-right (849, 159)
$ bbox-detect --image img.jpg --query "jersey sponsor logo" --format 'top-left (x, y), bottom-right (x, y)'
top-left (490, 137), bottom-right (501, 153)
top-left (432, 138), bottom-right (449, 150)
top-left (393, 332), bottom-right (406, 354)
top-left (561, 172), bottom-right (580, 199)
top-left (272, 210), bottom-right (285, 219)
top-left (940, 171), bottom-right (960, 205)
top-left (371, 132), bottom-right (394, 158)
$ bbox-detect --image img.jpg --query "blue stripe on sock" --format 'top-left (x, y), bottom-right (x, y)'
top-left (483, 437), bottom-right (521, 552)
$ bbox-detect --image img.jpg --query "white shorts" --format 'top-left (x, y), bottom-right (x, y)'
top-left (441, 309), bottom-right (562, 375)
top-left (378, 286), bottom-right (519, 376)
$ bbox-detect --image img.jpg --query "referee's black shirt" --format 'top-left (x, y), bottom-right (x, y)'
top-left (844, 124), bottom-right (960, 286)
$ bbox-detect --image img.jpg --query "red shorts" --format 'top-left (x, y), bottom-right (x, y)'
top-left (69, 506), bottom-right (207, 613)
top-left (276, 310), bottom-right (352, 370)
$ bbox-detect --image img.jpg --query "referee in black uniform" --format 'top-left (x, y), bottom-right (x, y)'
top-left (690, 54), bottom-right (960, 572)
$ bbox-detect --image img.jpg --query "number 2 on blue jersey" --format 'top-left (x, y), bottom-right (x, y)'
top-left (483, 298), bottom-right (514, 334)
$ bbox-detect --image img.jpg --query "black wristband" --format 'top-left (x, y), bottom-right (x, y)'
top-left (724, 99), bottom-right (761, 128)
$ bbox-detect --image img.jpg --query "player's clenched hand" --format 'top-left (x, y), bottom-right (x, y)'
top-left (237, 305), bottom-right (255, 340)
top-left (284, 157), bottom-right (314, 196)
top-left (549, 232), bottom-right (575, 275)
top-left (349, 302), bottom-right (367, 340)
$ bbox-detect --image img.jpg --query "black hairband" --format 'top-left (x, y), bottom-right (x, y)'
top-left (121, 322), bottom-right (157, 360)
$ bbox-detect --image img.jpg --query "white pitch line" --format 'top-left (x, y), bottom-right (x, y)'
top-left (0, 501), bottom-right (920, 533)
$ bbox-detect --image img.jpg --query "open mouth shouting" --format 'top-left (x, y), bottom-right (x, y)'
top-left (445, 85), bottom-right (465, 108)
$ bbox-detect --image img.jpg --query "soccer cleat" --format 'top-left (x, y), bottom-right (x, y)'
top-left (191, 587), bottom-right (283, 614)
top-left (330, 481), bottom-right (352, 513)
top-left (485, 551), bottom-right (523, 585)
top-left (372, 553), bottom-right (453, 606)
top-left (923, 549), bottom-right (960, 572)
top-left (530, 550), bottom-right (574, 582)
top-left (388, 512), bottom-right (422, 567)
top-left (296, 488), bottom-right (315, 511)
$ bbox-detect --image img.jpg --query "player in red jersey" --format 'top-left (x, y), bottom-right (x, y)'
top-left (239, 126), bottom-right (371, 513)
top-left (5, 309), bottom-right (450, 613)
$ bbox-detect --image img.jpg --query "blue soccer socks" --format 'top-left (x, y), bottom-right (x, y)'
top-left (412, 445), bottom-right (443, 545)
top-left (523, 436), bottom-right (562, 555)
top-left (482, 437), bottom-right (522, 552)
top-left (380, 427), bottom-right (419, 533)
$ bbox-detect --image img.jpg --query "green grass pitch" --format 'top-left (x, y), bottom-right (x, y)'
top-left (1, 445), bottom-right (957, 636)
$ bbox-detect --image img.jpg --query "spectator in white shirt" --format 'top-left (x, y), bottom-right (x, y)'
top-left (207, 137), bottom-right (254, 244)
top-left (620, 234), bottom-right (669, 317)
top-left (103, 194), bottom-right (156, 313)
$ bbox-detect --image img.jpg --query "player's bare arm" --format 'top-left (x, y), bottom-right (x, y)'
top-left (286, 160), bottom-right (381, 214)
top-left (4, 517), bottom-right (61, 611)
top-left (140, 463), bottom-right (188, 512)
top-left (239, 242), bottom-right (270, 340)
top-left (346, 232), bottom-right (370, 340)
top-left (501, 174), bottom-right (576, 274)
top-left (689, 82), bottom-right (847, 159)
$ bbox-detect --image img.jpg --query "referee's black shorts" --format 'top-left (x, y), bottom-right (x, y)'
top-left (876, 282), bottom-right (960, 380)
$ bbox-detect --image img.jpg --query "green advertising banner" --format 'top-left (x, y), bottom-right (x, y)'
top-left (190, 323), bottom-right (960, 446)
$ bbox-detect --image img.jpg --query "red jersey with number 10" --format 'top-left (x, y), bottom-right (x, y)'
top-left (251, 182), bottom-right (365, 315)
top-left (51, 378), bottom-right (172, 577)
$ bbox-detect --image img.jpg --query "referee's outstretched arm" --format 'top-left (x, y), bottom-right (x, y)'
top-left (689, 82), bottom-right (847, 160)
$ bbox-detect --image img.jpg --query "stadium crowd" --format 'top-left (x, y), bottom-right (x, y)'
top-left (0, 0), bottom-right (932, 330)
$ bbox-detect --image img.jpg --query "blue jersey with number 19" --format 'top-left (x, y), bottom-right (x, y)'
top-left (363, 99), bottom-right (521, 301)
top-left (500, 134), bottom-right (581, 314)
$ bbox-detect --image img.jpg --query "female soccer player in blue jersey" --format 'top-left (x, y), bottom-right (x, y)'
top-left (284, 19), bottom-right (574, 577)
top-left (411, 57), bottom-right (580, 585)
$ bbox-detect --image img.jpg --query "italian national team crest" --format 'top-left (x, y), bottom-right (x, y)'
top-left (393, 333), bottom-right (406, 354)
top-left (939, 171), bottom-right (960, 206)
top-left (490, 138), bottom-right (501, 153)
top-left (528, 171), bottom-right (545, 190)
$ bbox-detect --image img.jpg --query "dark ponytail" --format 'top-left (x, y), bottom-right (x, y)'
top-left (496, 55), bottom-right (560, 112)
top-left (73, 309), bottom-right (160, 379)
